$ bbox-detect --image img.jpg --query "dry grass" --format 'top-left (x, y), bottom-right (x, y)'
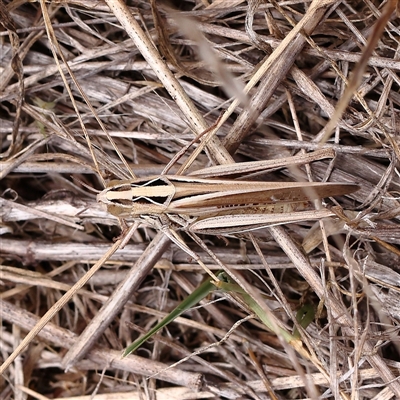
top-left (1, 1), bottom-right (400, 399)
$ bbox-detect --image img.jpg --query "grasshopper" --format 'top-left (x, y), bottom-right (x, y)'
top-left (97, 172), bottom-right (359, 236)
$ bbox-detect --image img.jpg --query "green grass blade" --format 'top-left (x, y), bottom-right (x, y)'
top-left (123, 273), bottom-right (220, 356)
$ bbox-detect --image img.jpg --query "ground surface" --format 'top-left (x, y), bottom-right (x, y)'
top-left (1, 1), bottom-right (400, 399)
